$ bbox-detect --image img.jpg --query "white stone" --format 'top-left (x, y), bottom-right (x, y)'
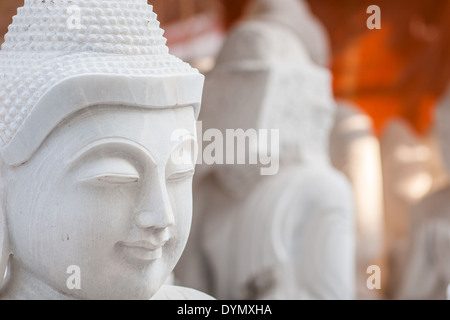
top-left (244, 0), bottom-right (331, 67)
top-left (0, 0), bottom-right (209, 300)
top-left (330, 100), bottom-right (385, 299)
top-left (175, 9), bottom-right (355, 299)
top-left (243, 0), bottom-right (382, 300)
top-left (380, 118), bottom-right (446, 297)
top-left (397, 87), bottom-right (450, 299)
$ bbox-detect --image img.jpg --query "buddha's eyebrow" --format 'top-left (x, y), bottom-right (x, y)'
top-left (170, 133), bottom-right (196, 150)
top-left (169, 134), bottom-right (198, 162)
top-left (66, 137), bottom-right (157, 168)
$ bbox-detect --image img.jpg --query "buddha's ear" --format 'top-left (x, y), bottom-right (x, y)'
top-left (0, 173), bottom-right (11, 290)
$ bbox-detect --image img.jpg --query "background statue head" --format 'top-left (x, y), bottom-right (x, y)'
top-left (0, 0), bottom-right (204, 300)
top-left (244, 0), bottom-right (331, 67)
top-left (198, 16), bottom-right (336, 197)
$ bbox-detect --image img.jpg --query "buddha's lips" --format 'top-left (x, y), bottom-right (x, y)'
top-left (119, 240), bottom-right (168, 251)
top-left (117, 240), bottom-right (169, 262)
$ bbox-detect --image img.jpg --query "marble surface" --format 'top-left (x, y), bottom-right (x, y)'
top-left (0, 0), bottom-right (207, 300)
top-left (175, 4), bottom-right (355, 299)
top-left (398, 87), bottom-right (450, 300)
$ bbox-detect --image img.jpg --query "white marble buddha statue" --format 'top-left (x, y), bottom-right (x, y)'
top-left (247, 0), bottom-right (384, 299)
top-left (0, 0), bottom-right (212, 300)
top-left (397, 87), bottom-right (450, 300)
top-left (175, 2), bottom-right (355, 299)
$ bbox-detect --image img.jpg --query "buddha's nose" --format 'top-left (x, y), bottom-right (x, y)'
top-left (135, 176), bottom-right (175, 229)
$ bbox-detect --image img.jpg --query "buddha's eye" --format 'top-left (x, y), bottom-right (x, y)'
top-left (166, 136), bottom-right (197, 183)
top-left (166, 168), bottom-right (195, 182)
top-left (78, 158), bottom-right (140, 186)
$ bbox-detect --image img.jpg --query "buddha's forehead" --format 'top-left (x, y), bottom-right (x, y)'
top-left (43, 105), bottom-right (196, 162)
top-left (0, 0), bottom-right (204, 166)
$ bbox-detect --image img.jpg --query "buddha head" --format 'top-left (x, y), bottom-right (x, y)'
top-left (244, 0), bottom-right (331, 67)
top-left (199, 16), bottom-right (336, 198)
top-left (0, 0), bottom-right (203, 300)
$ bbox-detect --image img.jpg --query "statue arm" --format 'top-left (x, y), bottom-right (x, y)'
top-left (290, 172), bottom-right (356, 300)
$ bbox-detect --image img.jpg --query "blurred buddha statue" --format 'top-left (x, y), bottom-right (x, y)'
top-left (0, 0), bottom-right (212, 300)
top-left (397, 87), bottom-right (450, 300)
top-left (175, 0), bottom-right (355, 300)
top-left (329, 100), bottom-right (385, 299)
top-left (244, 0), bottom-right (331, 68)
top-left (243, 0), bottom-right (385, 299)
top-left (380, 117), bottom-right (447, 298)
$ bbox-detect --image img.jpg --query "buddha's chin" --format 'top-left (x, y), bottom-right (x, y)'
top-left (78, 278), bottom-right (163, 300)
top-left (71, 261), bottom-right (171, 300)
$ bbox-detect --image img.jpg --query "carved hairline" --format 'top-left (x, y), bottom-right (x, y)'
top-left (1, 73), bottom-right (204, 167)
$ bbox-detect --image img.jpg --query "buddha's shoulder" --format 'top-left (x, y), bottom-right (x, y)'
top-left (274, 165), bottom-right (352, 195)
top-left (151, 285), bottom-right (215, 300)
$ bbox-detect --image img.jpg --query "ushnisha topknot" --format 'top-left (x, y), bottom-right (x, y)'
top-left (0, 0), bottom-right (204, 166)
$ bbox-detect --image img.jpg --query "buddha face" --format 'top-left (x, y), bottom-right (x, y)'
top-left (1, 105), bottom-right (197, 300)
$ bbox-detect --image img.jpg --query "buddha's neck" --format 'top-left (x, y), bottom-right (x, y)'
top-left (0, 258), bottom-right (74, 300)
